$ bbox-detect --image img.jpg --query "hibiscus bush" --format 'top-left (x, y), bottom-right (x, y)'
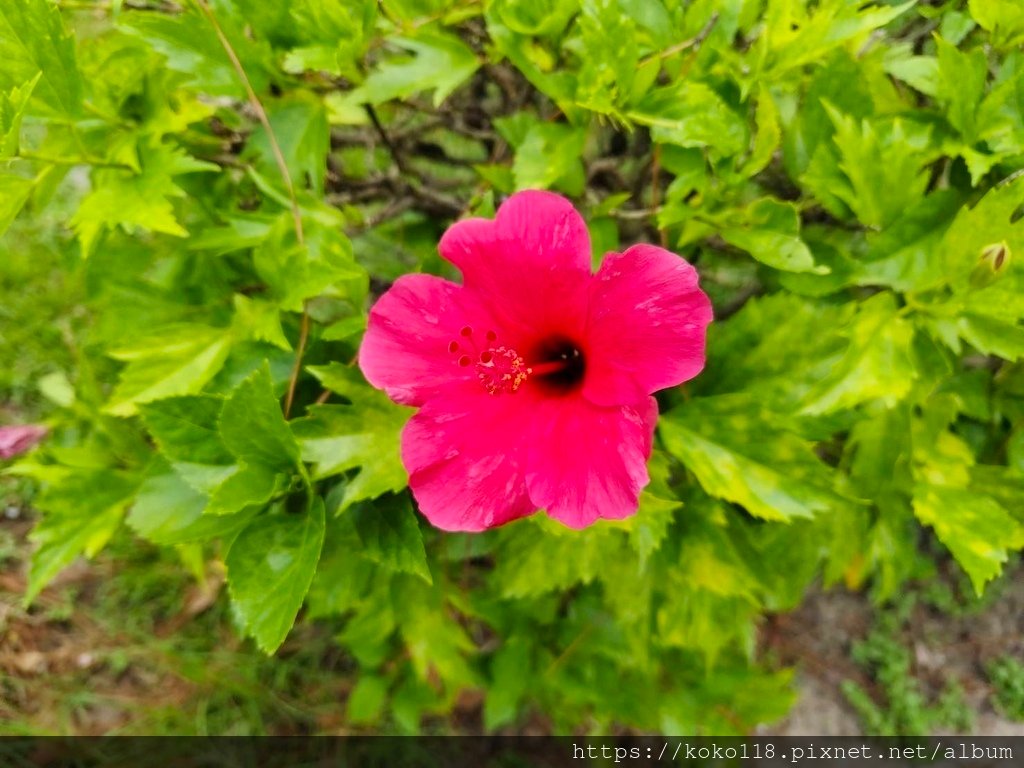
top-left (4, 0), bottom-right (1024, 734)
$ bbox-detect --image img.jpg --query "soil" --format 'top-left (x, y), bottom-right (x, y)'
top-left (764, 569), bottom-right (1024, 736)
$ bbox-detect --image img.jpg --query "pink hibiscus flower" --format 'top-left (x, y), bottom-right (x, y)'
top-left (359, 191), bottom-right (712, 531)
top-left (0, 424), bottom-right (47, 460)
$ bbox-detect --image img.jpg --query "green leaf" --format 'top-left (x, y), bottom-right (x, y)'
top-left (253, 218), bottom-right (366, 312)
top-left (629, 82), bottom-right (747, 157)
top-left (572, 0), bottom-right (639, 118)
top-left (0, 73), bottom-right (39, 158)
top-left (105, 324), bottom-right (233, 417)
top-left (128, 464), bottom-right (259, 545)
top-left (226, 499), bottom-right (326, 653)
top-left (883, 49), bottom-right (938, 97)
top-left (660, 397), bottom-right (849, 521)
top-left (937, 176), bottom-right (1024, 289)
top-left (912, 484), bottom-right (1024, 595)
top-left (71, 140), bottom-right (217, 256)
top-left (741, 85), bottom-right (781, 177)
top-left (493, 517), bottom-right (622, 598)
top-left (283, 0), bottom-right (377, 80)
top-left (205, 462), bottom-right (285, 516)
top-left (800, 294), bottom-right (916, 414)
top-left (0, 0), bottom-right (81, 119)
top-left (247, 93), bottom-right (329, 195)
top-left (27, 470), bottom-right (139, 603)
top-left (120, 5), bottom-right (271, 98)
top-left (822, 107), bottom-right (933, 229)
top-left (0, 173), bottom-right (34, 238)
top-left (720, 198), bottom-right (826, 274)
top-left (396, 578), bottom-right (478, 689)
top-left (935, 36), bottom-right (988, 144)
top-left (344, 30), bottom-right (480, 107)
top-left (627, 451), bottom-right (680, 564)
top-left (500, 118), bottom-right (586, 194)
top-left (305, 513), bottom-right (376, 619)
top-left (757, 0), bottom-right (916, 80)
top-left (484, 637), bottom-right (531, 731)
top-left (232, 295), bottom-right (292, 352)
top-left (857, 189), bottom-right (963, 292)
top-left (955, 312), bottom-right (1024, 361)
top-left (293, 364), bottom-right (410, 510)
top-left (491, 0), bottom-right (578, 36)
top-left (655, 584), bottom-right (757, 664)
top-left (140, 395), bottom-right (233, 465)
top-left (968, 0), bottom-right (1024, 47)
top-left (347, 674), bottom-right (389, 725)
top-left (350, 493), bottom-right (431, 584)
top-left (219, 365), bottom-right (300, 471)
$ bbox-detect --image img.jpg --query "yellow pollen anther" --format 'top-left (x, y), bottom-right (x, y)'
top-left (448, 330), bottom-right (530, 395)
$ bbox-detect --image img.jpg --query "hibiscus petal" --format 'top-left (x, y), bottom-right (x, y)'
top-left (402, 384), bottom-right (537, 531)
top-left (583, 245), bottom-right (713, 407)
top-left (437, 190), bottom-right (590, 341)
top-left (526, 395), bottom-right (657, 529)
top-left (359, 274), bottom-right (496, 407)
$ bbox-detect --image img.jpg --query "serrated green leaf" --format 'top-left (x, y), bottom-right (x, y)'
top-left (71, 140), bottom-right (217, 256)
top-left (140, 395), bottom-right (233, 465)
top-left (823, 107), bottom-right (933, 230)
top-left (0, 173), bottom-right (34, 238)
top-left (344, 30), bottom-right (480, 107)
top-left (232, 295), bottom-right (292, 352)
top-left (660, 397), bottom-right (848, 521)
top-left (27, 470), bottom-right (139, 603)
top-left (800, 294), bottom-right (916, 414)
top-left (293, 365), bottom-right (410, 509)
top-left (956, 312), bottom-right (1024, 361)
top-left (913, 484), bottom-right (1024, 595)
top-left (629, 82), bottom-right (747, 157)
top-left (484, 637), bottom-right (531, 731)
top-left (935, 36), bottom-right (988, 144)
top-left (226, 499), bottom-right (326, 653)
top-left (283, 0), bottom-right (377, 80)
top-left (720, 198), bottom-right (826, 274)
top-left (493, 517), bottom-right (622, 598)
top-left (758, 0), bottom-right (916, 80)
top-left (741, 85), bottom-right (781, 177)
top-left (857, 189), bottom-right (963, 292)
top-left (205, 462), bottom-right (285, 516)
top-left (219, 365), bottom-right (300, 471)
top-left (247, 94), bottom-right (329, 195)
top-left (938, 176), bottom-right (1024, 288)
top-left (0, 73), bottom-right (39, 158)
top-left (396, 578), bottom-right (478, 689)
top-left (0, 0), bottom-right (81, 119)
top-left (350, 493), bottom-right (431, 584)
top-left (968, 0), bottom-right (1024, 47)
top-left (128, 463), bottom-right (261, 545)
top-left (120, 5), bottom-right (271, 98)
top-left (501, 118), bottom-right (586, 194)
top-left (305, 513), bottom-right (376, 619)
top-left (347, 674), bottom-right (389, 725)
top-left (105, 324), bottom-right (233, 417)
top-left (253, 218), bottom-right (366, 312)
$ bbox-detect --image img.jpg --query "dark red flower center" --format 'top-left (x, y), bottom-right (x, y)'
top-left (528, 336), bottom-right (586, 393)
top-left (447, 327), bottom-right (585, 396)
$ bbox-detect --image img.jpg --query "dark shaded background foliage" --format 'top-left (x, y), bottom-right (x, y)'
top-left (2, 0), bottom-right (1024, 734)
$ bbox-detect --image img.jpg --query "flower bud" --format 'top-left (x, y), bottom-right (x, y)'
top-left (969, 241), bottom-right (1011, 289)
top-left (0, 425), bottom-right (47, 460)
